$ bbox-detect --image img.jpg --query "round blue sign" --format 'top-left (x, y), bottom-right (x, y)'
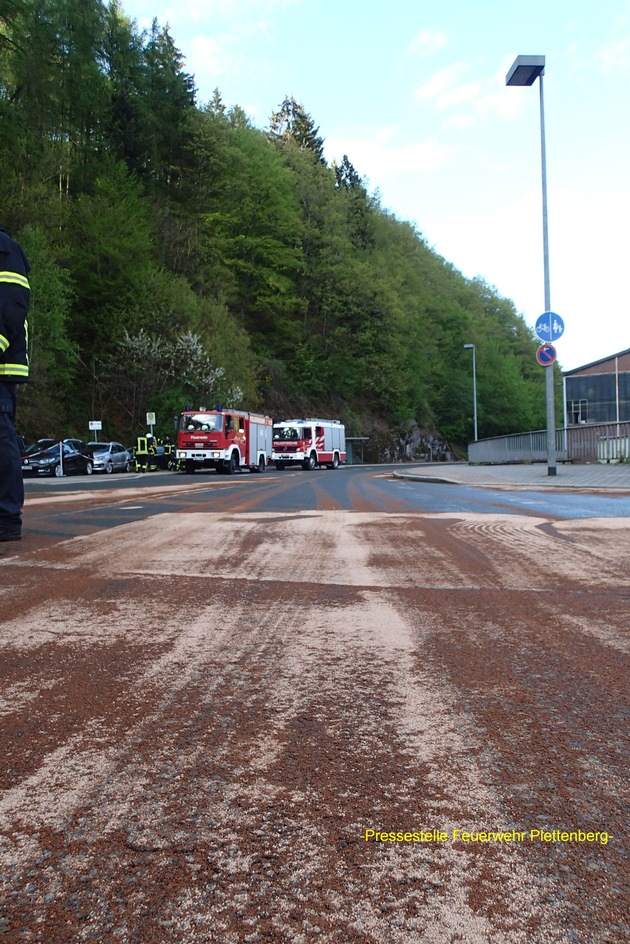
top-left (535, 311), bottom-right (564, 343)
top-left (536, 343), bottom-right (557, 366)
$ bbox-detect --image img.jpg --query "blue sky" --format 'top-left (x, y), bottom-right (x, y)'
top-left (122, 0), bottom-right (630, 371)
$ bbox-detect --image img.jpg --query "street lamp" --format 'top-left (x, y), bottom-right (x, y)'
top-left (463, 343), bottom-right (478, 442)
top-left (506, 54), bottom-right (556, 476)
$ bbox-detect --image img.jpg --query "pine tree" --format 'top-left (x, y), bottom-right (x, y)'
top-left (141, 18), bottom-right (196, 189)
top-left (268, 96), bottom-right (325, 162)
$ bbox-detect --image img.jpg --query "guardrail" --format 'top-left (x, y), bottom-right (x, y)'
top-left (467, 422), bottom-right (630, 465)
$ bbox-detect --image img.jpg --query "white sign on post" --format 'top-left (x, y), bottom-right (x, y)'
top-left (89, 420), bottom-right (102, 431)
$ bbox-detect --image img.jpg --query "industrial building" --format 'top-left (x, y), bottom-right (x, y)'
top-left (563, 348), bottom-right (630, 426)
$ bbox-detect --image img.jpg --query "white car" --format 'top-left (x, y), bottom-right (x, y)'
top-left (85, 441), bottom-right (133, 473)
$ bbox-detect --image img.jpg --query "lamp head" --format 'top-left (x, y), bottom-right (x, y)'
top-left (506, 55), bottom-right (545, 86)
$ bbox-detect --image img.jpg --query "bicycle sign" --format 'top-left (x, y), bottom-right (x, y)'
top-left (535, 311), bottom-right (564, 343)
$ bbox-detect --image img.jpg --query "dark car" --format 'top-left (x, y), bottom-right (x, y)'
top-left (22, 438), bottom-right (86, 457)
top-left (85, 441), bottom-right (133, 473)
top-left (22, 439), bottom-right (56, 457)
top-left (22, 442), bottom-right (94, 477)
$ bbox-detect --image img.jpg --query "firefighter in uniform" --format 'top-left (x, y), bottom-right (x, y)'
top-left (147, 434), bottom-right (158, 471)
top-left (156, 436), bottom-right (167, 470)
top-left (134, 433), bottom-right (149, 472)
top-left (163, 435), bottom-right (175, 470)
top-left (0, 226), bottom-right (30, 543)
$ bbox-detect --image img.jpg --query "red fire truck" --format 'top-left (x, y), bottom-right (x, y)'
top-left (176, 408), bottom-right (273, 474)
top-left (272, 418), bottom-right (346, 470)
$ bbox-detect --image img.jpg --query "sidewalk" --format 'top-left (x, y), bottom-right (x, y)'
top-left (393, 462), bottom-right (630, 490)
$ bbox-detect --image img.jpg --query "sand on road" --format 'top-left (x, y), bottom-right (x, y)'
top-left (1, 506), bottom-right (628, 943)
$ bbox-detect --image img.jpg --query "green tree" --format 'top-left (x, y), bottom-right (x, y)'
top-left (101, 328), bottom-right (243, 433)
top-left (200, 121), bottom-right (305, 342)
top-left (334, 154), bottom-right (374, 249)
top-left (141, 18), bottom-right (196, 191)
top-left (268, 96), bottom-right (325, 162)
top-left (16, 223), bottom-right (78, 436)
top-left (101, 0), bottom-right (147, 172)
top-left (65, 159), bottom-right (154, 353)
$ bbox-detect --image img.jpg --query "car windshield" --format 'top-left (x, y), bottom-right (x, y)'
top-left (85, 443), bottom-right (108, 455)
top-left (37, 446), bottom-right (62, 458)
top-left (25, 441), bottom-right (54, 455)
top-left (180, 413), bottom-right (223, 432)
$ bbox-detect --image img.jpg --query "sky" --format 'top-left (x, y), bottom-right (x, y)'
top-left (121, 0), bottom-right (630, 372)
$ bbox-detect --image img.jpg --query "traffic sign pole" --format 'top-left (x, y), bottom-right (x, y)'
top-left (534, 312), bottom-right (563, 477)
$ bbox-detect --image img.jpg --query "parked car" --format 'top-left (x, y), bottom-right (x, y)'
top-left (85, 441), bottom-right (133, 473)
top-left (22, 442), bottom-right (94, 477)
top-left (21, 438), bottom-right (86, 457)
top-left (22, 439), bottom-right (55, 457)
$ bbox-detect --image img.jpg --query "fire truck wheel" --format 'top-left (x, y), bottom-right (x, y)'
top-left (326, 453), bottom-right (340, 470)
top-left (184, 460), bottom-right (196, 475)
top-left (303, 452), bottom-right (317, 471)
top-left (253, 455), bottom-right (265, 473)
top-left (224, 452), bottom-right (238, 474)
top-left (275, 462), bottom-right (285, 471)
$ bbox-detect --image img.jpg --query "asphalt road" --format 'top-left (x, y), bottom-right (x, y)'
top-left (22, 462), bottom-right (630, 533)
top-left (3, 465), bottom-right (629, 943)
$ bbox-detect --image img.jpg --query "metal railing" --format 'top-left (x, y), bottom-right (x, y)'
top-left (467, 422), bottom-right (630, 465)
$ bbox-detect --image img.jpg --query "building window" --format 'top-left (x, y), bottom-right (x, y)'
top-left (569, 399), bottom-right (588, 424)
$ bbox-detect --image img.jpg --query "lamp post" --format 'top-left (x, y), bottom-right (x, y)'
top-left (463, 343), bottom-right (478, 442)
top-left (506, 54), bottom-right (556, 476)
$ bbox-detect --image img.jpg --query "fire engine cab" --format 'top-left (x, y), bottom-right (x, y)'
top-left (176, 408), bottom-right (273, 474)
top-left (272, 418), bottom-right (346, 470)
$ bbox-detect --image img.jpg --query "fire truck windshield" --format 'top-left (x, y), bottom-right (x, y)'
top-left (181, 413), bottom-right (223, 432)
top-left (273, 427), bottom-right (301, 441)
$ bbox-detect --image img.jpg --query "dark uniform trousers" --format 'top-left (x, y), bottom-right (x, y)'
top-left (1, 227), bottom-right (30, 537)
top-left (0, 381), bottom-right (23, 532)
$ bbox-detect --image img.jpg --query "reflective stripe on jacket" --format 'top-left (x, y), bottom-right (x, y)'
top-left (0, 271), bottom-right (30, 290)
top-left (0, 228), bottom-right (31, 383)
top-left (0, 362), bottom-right (29, 379)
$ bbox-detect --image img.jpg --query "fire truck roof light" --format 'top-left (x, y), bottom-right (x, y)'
top-left (276, 419), bottom-right (341, 425)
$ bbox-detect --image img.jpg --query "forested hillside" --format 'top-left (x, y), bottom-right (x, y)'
top-left (1, 0), bottom-right (554, 456)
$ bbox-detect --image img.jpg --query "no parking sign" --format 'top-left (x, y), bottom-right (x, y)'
top-left (536, 343), bottom-right (557, 366)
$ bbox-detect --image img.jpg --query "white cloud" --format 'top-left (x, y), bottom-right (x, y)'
top-left (375, 125), bottom-right (400, 144)
top-left (426, 180), bottom-right (630, 371)
top-left (594, 1), bottom-right (630, 76)
top-left (186, 35), bottom-right (224, 74)
top-left (324, 133), bottom-right (454, 188)
top-left (414, 64), bottom-right (466, 103)
top-left (597, 38), bottom-right (630, 75)
top-left (442, 113), bottom-right (475, 131)
top-left (407, 29), bottom-right (448, 56)
top-left (435, 81), bottom-right (481, 110)
top-left (416, 61), bottom-right (523, 131)
top-left (134, 0), bottom-right (300, 26)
